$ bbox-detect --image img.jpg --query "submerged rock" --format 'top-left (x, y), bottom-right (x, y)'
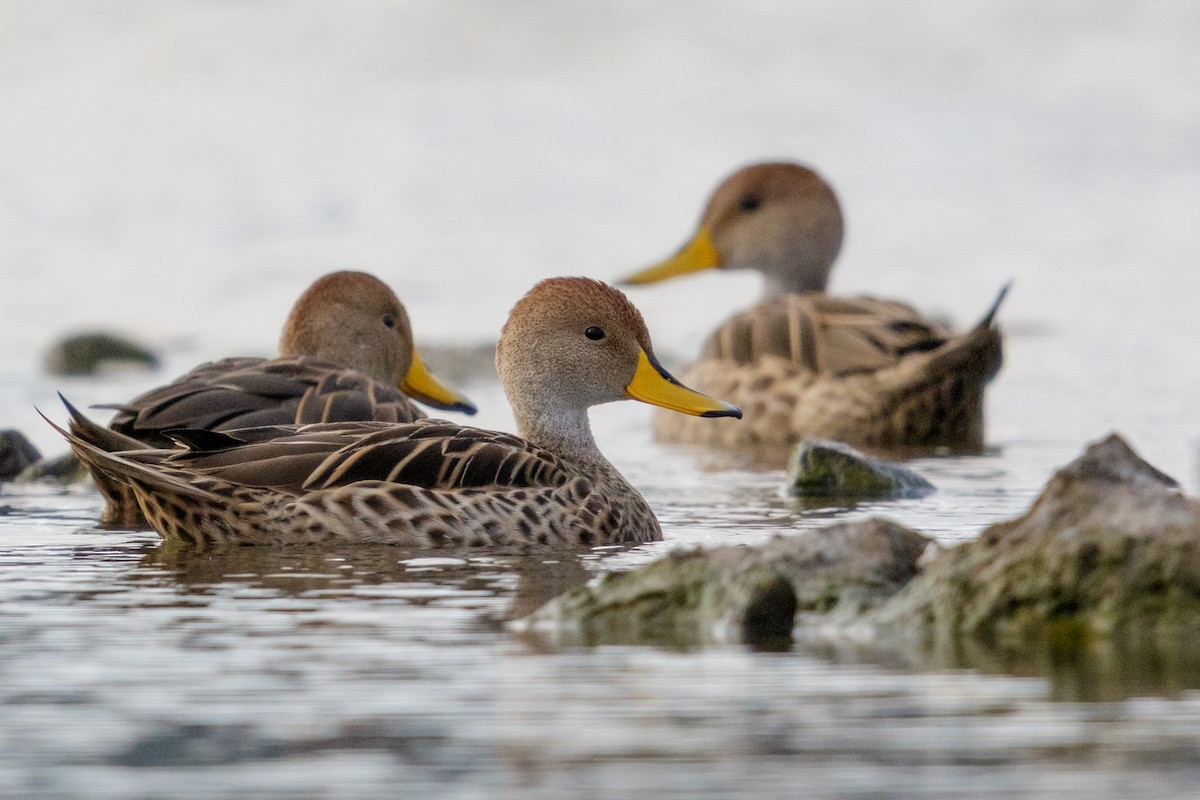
top-left (877, 433), bottom-right (1200, 652)
top-left (15, 451), bottom-right (89, 485)
top-left (44, 331), bottom-right (160, 376)
top-left (517, 518), bottom-right (930, 649)
top-left (786, 438), bottom-right (934, 500)
top-left (0, 430), bottom-right (41, 481)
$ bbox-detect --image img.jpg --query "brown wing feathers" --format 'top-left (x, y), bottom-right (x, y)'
top-left (702, 295), bottom-right (951, 375)
top-left (108, 356), bottom-right (424, 447)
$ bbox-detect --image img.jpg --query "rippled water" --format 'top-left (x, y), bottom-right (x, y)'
top-left (4, 1), bottom-right (1200, 797)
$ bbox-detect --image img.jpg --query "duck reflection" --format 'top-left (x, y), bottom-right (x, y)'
top-left (134, 543), bottom-right (602, 623)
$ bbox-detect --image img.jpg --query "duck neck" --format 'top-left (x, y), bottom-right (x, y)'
top-left (762, 262), bottom-right (829, 297)
top-left (513, 403), bottom-right (606, 466)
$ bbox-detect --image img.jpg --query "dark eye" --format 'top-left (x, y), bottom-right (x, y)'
top-left (738, 195), bottom-right (761, 212)
top-left (383, 315), bottom-right (396, 328)
top-left (585, 326), bottom-right (606, 341)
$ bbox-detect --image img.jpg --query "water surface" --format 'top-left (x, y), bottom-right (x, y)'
top-left (3, 1), bottom-right (1200, 797)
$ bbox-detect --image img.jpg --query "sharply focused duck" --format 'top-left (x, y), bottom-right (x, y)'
top-left (80, 270), bottom-right (477, 526)
top-left (620, 161), bottom-right (1006, 456)
top-left (52, 278), bottom-right (741, 547)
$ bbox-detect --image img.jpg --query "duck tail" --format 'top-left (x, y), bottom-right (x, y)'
top-left (60, 393), bottom-right (146, 453)
top-left (864, 286), bottom-right (1009, 453)
top-left (974, 280), bottom-right (1011, 330)
top-left (43, 402), bottom-right (219, 504)
top-left (44, 404), bottom-right (259, 546)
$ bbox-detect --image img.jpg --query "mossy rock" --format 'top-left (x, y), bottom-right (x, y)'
top-left (877, 433), bottom-right (1200, 653)
top-left (44, 331), bottom-right (160, 376)
top-left (15, 452), bottom-right (89, 485)
top-left (518, 518), bottom-right (931, 649)
top-left (0, 430), bottom-right (42, 481)
top-left (786, 438), bottom-right (934, 500)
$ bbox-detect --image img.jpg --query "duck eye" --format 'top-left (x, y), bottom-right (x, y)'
top-left (738, 195), bottom-right (761, 212)
top-left (585, 326), bottom-right (606, 341)
top-left (383, 315), bottom-right (396, 329)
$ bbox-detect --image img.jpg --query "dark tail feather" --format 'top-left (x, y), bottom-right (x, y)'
top-left (41, 404), bottom-right (218, 504)
top-left (61, 393), bottom-right (147, 453)
top-left (975, 281), bottom-right (1012, 330)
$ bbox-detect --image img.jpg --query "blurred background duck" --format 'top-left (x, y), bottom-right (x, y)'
top-left (54, 278), bottom-right (741, 548)
top-left (621, 161), bottom-right (1006, 459)
top-left (78, 270), bottom-right (477, 526)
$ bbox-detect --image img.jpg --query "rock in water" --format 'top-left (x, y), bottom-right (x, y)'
top-left (517, 518), bottom-right (931, 649)
top-left (786, 438), bottom-right (934, 499)
top-left (15, 452), bottom-right (89, 484)
top-left (0, 430), bottom-right (41, 480)
top-left (44, 331), bottom-right (160, 376)
top-left (878, 433), bottom-right (1200, 651)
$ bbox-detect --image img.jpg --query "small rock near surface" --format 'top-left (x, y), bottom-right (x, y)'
top-left (786, 438), bottom-right (934, 499)
top-left (0, 430), bottom-right (42, 481)
top-left (15, 452), bottom-right (89, 485)
top-left (44, 331), bottom-right (160, 376)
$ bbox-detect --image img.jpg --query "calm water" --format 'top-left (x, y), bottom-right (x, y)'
top-left (3, 2), bottom-right (1200, 798)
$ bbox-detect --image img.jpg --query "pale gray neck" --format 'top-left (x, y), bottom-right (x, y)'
top-left (513, 403), bottom-right (607, 466)
top-left (762, 262), bottom-right (830, 296)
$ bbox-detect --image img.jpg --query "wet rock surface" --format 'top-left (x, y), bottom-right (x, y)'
top-left (517, 518), bottom-right (930, 649)
top-left (15, 451), bottom-right (89, 485)
top-left (786, 438), bottom-right (935, 499)
top-left (0, 429), bottom-right (41, 481)
top-left (523, 433), bottom-right (1200, 669)
top-left (878, 433), bottom-right (1200, 651)
top-left (44, 331), bottom-right (160, 376)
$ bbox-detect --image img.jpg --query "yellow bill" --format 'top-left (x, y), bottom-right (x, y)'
top-left (402, 352), bottom-right (478, 415)
top-left (624, 349), bottom-right (742, 418)
top-left (619, 226), bottom-right (722, 285)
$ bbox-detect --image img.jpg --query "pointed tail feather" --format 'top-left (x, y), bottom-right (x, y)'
top-left (975, 281), bottom-right (1011, 330)
top-left (41, 405), bottom-right (219, 504)
top-left (61, 393), bottom-right (148, 453)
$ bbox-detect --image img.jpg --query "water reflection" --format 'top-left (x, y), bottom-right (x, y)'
top-left (137, 543), bottom-right (600, 623)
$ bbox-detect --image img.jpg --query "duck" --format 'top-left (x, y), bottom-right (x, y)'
top-left (78, 270), bottom-right (477, 526)
top-left (50, 278), bottom-right (742, 548)
top-left (619, 161), bottom-right (1006, 457)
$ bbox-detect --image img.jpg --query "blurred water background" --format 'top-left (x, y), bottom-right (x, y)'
top-left (2, 1), bottom-right (1200, 797)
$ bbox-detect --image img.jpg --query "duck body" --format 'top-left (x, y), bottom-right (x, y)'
top-left (77, 271), bottom-right (476, 527)
top-left (654, 291), bottom-right (1003, 456)
top-left (53, 278), bottom-right (740, 548)
top-left (66, 419), bottom-right (659, 548)
top-left (622, 162), bottom-right (1005, 457)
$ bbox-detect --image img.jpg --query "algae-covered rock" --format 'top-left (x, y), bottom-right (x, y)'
top-left (786, 438), bottom-right (934, 500)
top-left (44, 331), bottom-right (160, 376)
top-left (0, 430), bottom-right (41, 481)
top-left (877, 433), bottom-right (1200, 652)
top-left (15, 452), bottom-right (89, 485)
top-left (518, 518), bottom-right (930, 649)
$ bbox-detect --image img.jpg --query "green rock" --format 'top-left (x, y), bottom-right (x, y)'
top-left (517, 518), bottom-right (931, 649)
top-left (0, 430), bottom-right (41, 481)
top-left (877, 433), bottom-right (1200, 654)
top-left (15, 451), bottom-right (89, 485)
top-left (44, 331), bottom-right (160, 376)
top-left (786, 438), bottom-right (934, 499)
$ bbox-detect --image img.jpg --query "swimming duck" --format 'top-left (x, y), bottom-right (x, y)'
top-left (79, 270), bottom-right (476, 526)
top-left (620, 162), bottom-right (1005, 457)
top-left (52, 278), bottom-right (742, 548)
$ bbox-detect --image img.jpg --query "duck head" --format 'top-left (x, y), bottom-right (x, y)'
top-left (497, 277), bottom-right (740, 458)
top-left (621, 162), bottom-right (844, 296)
top-left (278, 271), bottom-right (476, 414)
